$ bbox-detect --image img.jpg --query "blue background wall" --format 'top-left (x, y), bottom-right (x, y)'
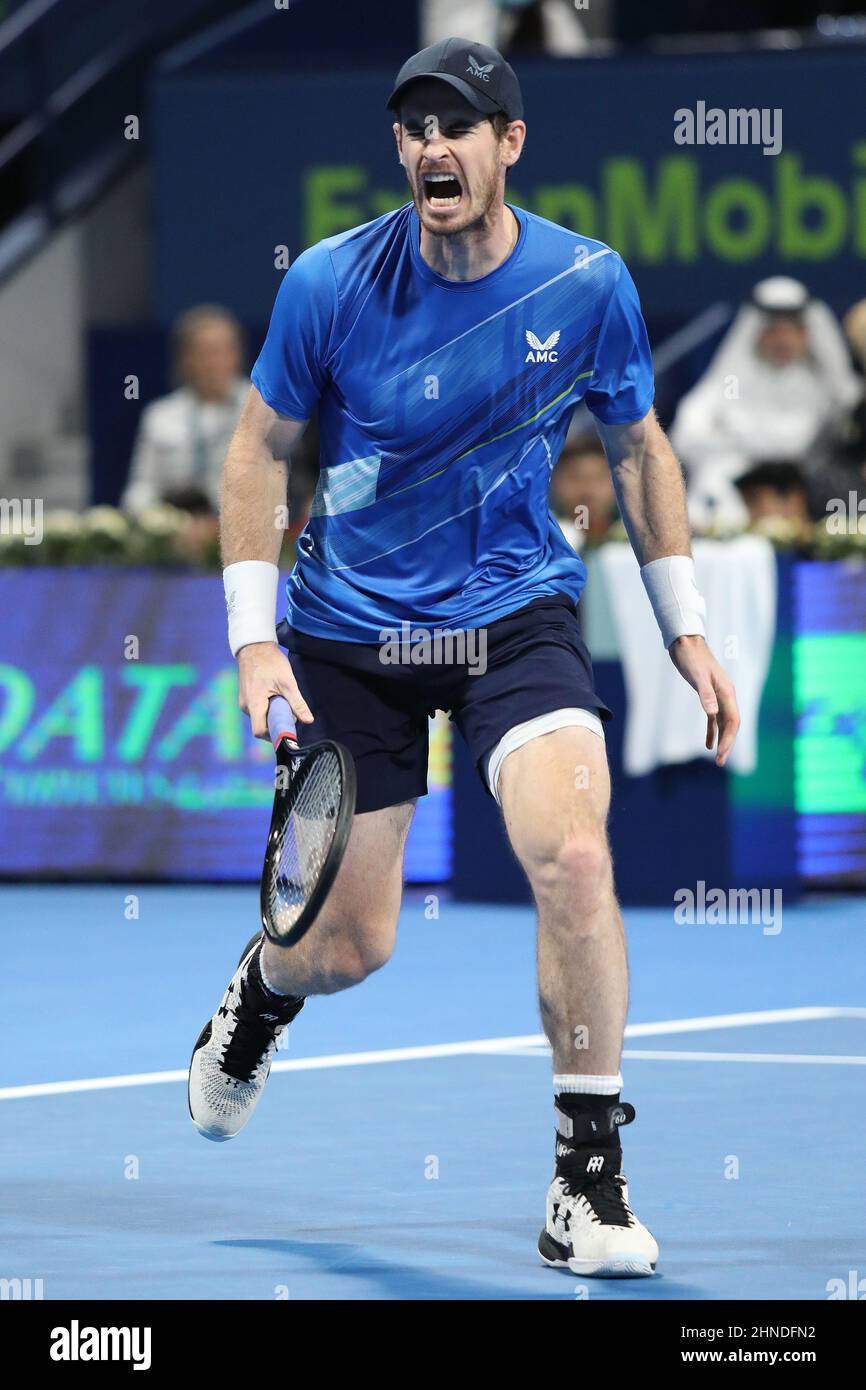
top-left (151, 45), bottom-right (866, 327)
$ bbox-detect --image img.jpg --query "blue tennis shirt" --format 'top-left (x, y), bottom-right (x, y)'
top-left (252, 203), bottom-right (654, 642)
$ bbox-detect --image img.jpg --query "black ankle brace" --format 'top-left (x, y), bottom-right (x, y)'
top-left (554, 1100), bottom-right (635, 1182)
top-left (555, 1099), bottom-right (635, 1147)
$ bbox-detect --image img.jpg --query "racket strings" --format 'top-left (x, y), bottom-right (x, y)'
top-left (265, 749), bottom-right (344, 934)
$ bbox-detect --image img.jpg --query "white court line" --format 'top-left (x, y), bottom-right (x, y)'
top-left (623, 1050), bottom-right (866, 1066)
top-left (625, 1006), bottom-right (866, 1036)
top-left (1, 1007), bottom-right (864, 1101)
top-left (0, 1035), bottom-right (543, 1101)
top-left (494, 1046), bottom-right (866, 1066)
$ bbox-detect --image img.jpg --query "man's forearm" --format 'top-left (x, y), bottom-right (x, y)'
top-left (608, 417), bottom-right (691, 567)
top-left (597, 410), bottom-right (706, 649)
top-left (220, 418), bottom-right (288, 567)
top-left (219, 389), bottom-right (307, 658)
top-left (606, 408), bottom-right (695, 567)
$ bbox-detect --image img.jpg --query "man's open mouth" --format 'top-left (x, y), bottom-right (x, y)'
top-left (422, 172), bottom-right (463, 208)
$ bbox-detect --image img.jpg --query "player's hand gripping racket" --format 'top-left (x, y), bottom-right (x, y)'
top-left (260, 696), bottom-right (356, 947)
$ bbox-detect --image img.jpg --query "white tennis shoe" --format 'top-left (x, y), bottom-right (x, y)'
top-left (187, 932), bottom-right (304, 1142)
top-left (538, 1171), bottom-right (659, 1278)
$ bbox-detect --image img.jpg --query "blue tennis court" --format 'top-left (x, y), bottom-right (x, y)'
top-left (2, 885), bottom-right (863, 1301)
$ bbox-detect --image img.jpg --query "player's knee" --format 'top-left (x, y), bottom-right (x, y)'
top-left (327, 918), bottom-right (395, 987)
top-left (530, 829), bottom-right (611, 917)
top-left (353, 927), bottom-right (395, 980)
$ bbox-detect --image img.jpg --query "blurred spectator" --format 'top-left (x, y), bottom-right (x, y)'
top-left (550, 434), bottom-right (617, 551)
top-left (841, 297), bottom-right (866, 469)
top-left (422, 1), bottom-right (498, 46)
top-left (422, 0), bottom-right (591, 55)
top-left (734, 461), bottom-right (811, 534)
top-left (122, 306), bottom-right (247, 514)
top-left (671, 277), bottom-right (861, 529)
top-left (844, 298), bottom-right (866, 368)
top-left (154, 484), bottom-right (221, 565)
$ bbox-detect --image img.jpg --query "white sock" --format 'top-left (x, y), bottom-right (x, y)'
top-left (554, 1073), bottom-right (622, 1095)
top-left (257, 945), bottom-right (291, 998)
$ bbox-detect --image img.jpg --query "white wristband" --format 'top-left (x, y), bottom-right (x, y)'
top-left (640, 555), bottom-right (707, 649)
top-left (223, 560), bottom-right (279, 657)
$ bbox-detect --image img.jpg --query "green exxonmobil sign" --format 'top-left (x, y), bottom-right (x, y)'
top-left (303, 146), bottom-right (866, 268)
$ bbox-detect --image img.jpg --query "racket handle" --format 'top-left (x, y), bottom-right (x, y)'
top-left (267, 695), bottom-right (298, 749)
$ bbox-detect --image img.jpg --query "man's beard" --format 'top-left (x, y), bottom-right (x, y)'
top-left (411, 162), bottom-right (501, 237)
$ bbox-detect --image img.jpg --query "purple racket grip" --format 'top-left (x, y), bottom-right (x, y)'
top-left (267, 695), bottom-right (297, 749)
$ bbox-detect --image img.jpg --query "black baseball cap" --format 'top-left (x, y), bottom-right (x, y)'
top-left (386, 37), bottom-right (523, 121)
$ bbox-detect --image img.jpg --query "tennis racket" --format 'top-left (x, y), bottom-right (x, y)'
top-left (260, 695), bottom-right (356, 947)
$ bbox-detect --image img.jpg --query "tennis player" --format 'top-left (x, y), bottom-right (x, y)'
top-left (189, 37), bottom-right (740, 1279)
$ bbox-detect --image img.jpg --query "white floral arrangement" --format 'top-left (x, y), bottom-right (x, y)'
top-left (0, 505), bottom-right (216, 568)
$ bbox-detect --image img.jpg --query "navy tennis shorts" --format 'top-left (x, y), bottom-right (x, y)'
top-left (277, 593), bottom-right (611, 814)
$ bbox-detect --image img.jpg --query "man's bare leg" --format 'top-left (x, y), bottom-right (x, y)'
top-left (498, 725), bottom-right (657, 1277)
top-left (260, 802), bottom-right (416, 996)
top-left (188, 801), bottom-right (414, 1140)
top-left (498, 727), bottom-right (625, 1076)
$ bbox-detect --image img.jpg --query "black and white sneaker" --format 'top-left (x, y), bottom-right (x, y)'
top-left (538, 1101), bottom-right (658, 1278)
top-left (187, 932), bottom-right (304, 1142)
